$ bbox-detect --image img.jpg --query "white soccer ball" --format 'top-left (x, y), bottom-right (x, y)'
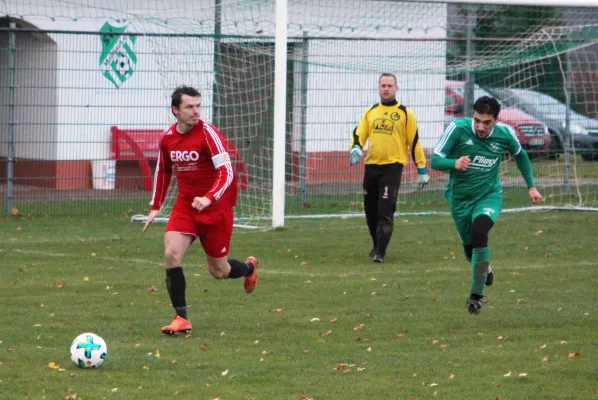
top-left (70, 333), bottom-right (107, 369)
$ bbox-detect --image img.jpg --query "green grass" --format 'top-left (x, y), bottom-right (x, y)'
top-left (503, 155), bottom-right (598, 179)
top-left (0, 212), bottom-right (597, 399)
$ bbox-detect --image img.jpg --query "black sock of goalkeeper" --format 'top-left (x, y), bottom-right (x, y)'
top-left (227, 259), bottom-right (254, 278)
top-left (165, 266), bottom-right (187, 319)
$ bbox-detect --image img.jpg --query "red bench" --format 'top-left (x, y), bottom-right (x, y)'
top-left (110, 126), bottom-right (248, 191)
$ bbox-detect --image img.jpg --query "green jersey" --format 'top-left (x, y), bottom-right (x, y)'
top-left (434, 118), bottom-right (522, 202)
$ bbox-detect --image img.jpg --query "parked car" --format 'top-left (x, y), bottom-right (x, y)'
top-left (446, 80), bottom-right (551, 157)
top-left (487, 87), bottom-right (598, 161)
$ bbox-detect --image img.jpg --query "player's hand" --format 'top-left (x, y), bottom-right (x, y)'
top-left (455, 156), bottom-right (471, 171)
top-left (143, 209), bottom-right (160, 233)
top-left (415, 166), bottom-right (430, 190)
top-left (528, 187), bottom-right (543, 204)
top-left (349, 145), bottom-right (363, 166)
top-left (192, 196), bottom-right (212, 212)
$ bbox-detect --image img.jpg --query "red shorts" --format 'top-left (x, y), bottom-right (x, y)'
top-left (165, 206), bottom-right (233, 258)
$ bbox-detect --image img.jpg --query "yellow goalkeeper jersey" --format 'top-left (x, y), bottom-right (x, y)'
top-left (350, 100), bottom-right (427, 168)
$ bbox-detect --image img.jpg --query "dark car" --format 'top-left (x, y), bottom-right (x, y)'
top-left (488, 87), bottom-right (598, 161)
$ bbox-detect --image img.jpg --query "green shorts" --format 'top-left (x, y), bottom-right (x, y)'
top-left (451, 190), bottom-right (502, 245)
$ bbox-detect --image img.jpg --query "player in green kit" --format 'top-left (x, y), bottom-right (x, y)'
top-left (431, 96), bottom-right (543, 315)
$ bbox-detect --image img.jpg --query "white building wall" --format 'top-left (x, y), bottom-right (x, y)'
top-left (4, 0), bottom-right (446, 161)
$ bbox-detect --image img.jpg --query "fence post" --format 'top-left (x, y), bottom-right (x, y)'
top-left (6, 22), bottom-right (16, 215)
top-left (298, 31), bottom-right (308, 207)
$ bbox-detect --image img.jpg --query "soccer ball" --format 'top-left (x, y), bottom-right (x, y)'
top-left (70, 333), bottom-right (107, 369)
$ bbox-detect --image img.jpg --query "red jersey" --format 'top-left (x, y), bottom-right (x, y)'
top-left (150, 120), bottom-right (238, 214)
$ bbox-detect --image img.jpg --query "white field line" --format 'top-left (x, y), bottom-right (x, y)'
top-left (9, 249), bottom-right (596, 278)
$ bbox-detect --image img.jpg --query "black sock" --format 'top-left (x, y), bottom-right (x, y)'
top-left (227, 259), bottom-right (254, 279)
top-left (165, 267), bottom-right (187, 319)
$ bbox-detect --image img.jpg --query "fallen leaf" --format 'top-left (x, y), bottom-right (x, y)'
top-left (544, 253), bottom-right (552, 258)
top-left (64, 394), bottom-right (78, 400)
top-left (83, 276), bottom-right (90, 282)
top-left (448, 374), bottom-right (455, 380)
top-left (111, 388), bottom-right (119, 393)
top-left (301, 261), bottom-right (310, 266)
top-left (200, 344), bottom-right (209, 350)
top-left (147, 286), bottom-right (158, 292)
top-left (353, 324), bottom-right (364, 331)
top-left (329, 317), bottom-right (337, 324)
top-left (300, 397), bottom-right (313, 400)
top-left (440, 344), bottom-right (448, 348)
top-left (48, 362), bottom-right (60, 370)
top-left (568, 352), bottom-right (580, 359)
top-left (168, 360), bottom-right (179, 365)
top-left (560, 340), bottom-right (568, 344)
top-left (303, 348), bottom-right (310, 354)
top-left (540, 344), bottom-right (547, 349)
top-left (310, 318), bottom-right (320, 322)
top-left (542, 356), bottom-right (549, 362)
top-left (322, 330), bottom-right (332, 336)
top-left (275, 308), bottom-right (282, 312)
top-left (430, 383), bottom-right (438, 387)
top-left (11, 208), bottom-right (19, 216)
top-left (90, 253), bottom-right (96, 257)
top-left (518, 373), bottom-right (528, 377)
top-left (155, 349), bottom-right (160, 358)
top-left (56, 282), bottom-right (66, 288)
top-left (221, 369), bottom-right (228, 376)
top-left (503, 371), bottom-right (512, 377)
top-left (366, 347), bottom-right (372, 352)
top-left (396, 333), bottom-right (406, 339)
top-left (535, 230), bottom-right (543, 236)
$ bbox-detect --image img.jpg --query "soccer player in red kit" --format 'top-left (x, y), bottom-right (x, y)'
top-left (144, 85), bottom-right (258, 335)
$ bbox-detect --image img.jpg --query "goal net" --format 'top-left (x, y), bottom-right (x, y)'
top-left (3, 1), bottom-right (598, 225)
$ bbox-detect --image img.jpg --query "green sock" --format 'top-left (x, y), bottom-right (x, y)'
top-left (470, 247), bottom-right (490, 296)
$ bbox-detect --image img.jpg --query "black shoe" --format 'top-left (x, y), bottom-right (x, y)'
top-left (466, 294), bottom-right (483, 315)
top-left (369, 248), bottom-right (376, 259)
top-left (372, 252), bottom-right (384, 263)
top-left (485, 266), bottom-right (494, 286)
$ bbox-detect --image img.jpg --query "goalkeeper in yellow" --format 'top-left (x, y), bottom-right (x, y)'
top-left (349, 73), bottom-right (429, 263)
top-left (431, 96), bottom-right (542, 315)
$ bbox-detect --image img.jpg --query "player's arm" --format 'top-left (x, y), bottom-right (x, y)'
top-left (149, 142), bottom-right (173, 211)
top-left (404, 108), bottom-right (429, 188)
top-left (349, 108), bottom-right (371, 165)
top-left (145, 140), bottom-right (173, 231)
top-left (508, 130), bottom-right (542, 203)
top-left (430, 122), bottom-right (469, 171)
top-left (193, 124), bottom-right (235, 211)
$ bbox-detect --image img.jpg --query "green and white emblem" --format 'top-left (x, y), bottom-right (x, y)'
top-left (99, 21), bottom-right (137, 88)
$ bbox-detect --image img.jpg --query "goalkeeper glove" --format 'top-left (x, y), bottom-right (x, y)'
top-left (349, 145), bottom-right (363, 166)
top-left (416, 166), bottom-right (430, 190)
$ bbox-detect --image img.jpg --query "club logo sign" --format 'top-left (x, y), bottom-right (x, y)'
top-left (99, 21), bottom-right (137, 88)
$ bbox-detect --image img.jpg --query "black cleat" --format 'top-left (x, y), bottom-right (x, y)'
top-left (369, 248), bottom-right (376, 259)
top-left (466, 294), bottom-right (483, 315)
top-left (372, 253), bottom-right (384, 263)
top-left (485, 266), bottom-right (494, 286)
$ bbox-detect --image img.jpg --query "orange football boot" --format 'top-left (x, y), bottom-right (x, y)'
top-left (243, 256), bottom-right (259, 294)
top-left (161, 315), bottom-right (192, 335)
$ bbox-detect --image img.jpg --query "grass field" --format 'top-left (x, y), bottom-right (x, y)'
top-left (1, 211), bottom-right (597, 399)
